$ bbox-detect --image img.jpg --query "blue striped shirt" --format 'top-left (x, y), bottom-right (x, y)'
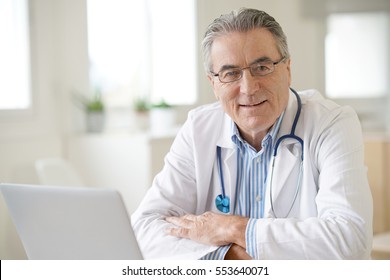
top-left (201, 113), bottom-right (284, 260)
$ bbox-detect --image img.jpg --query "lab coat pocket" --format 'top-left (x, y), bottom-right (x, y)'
top-left (266, 142), bottom-right (302, 218)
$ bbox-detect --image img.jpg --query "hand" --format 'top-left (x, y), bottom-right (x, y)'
top-left (225, 244), bottom-right (252, 260)
top-left (165, 211), bottom-right (248, 248)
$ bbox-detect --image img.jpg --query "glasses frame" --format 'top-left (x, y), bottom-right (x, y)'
top-left (211, 56), bottom-right (287, 83)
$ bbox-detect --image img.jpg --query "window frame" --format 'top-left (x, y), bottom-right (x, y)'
top-left (302, 0), bottom-right (390, 131)
top-left (0, 0), bottom-right (35, 120)
top-left (86, 0), bottom-right (198, 109)
top-left (325, 11), bottom-right (389, 99)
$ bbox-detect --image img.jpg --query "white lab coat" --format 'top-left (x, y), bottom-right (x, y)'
top-left (131, 89), bottom-right (373, 259)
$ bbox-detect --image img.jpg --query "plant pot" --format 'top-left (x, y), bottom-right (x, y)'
top-left (149, 108), bottom-right (175, 134)
top-left (86, 111), bottom-right (105, 133)
top-left (134, 110), bottom-right (150, 131)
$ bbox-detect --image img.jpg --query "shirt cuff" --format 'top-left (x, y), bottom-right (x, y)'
top-left (199, 245), bottom-right (231, 260)
top-left (245, 218), bottom-right (258, 259)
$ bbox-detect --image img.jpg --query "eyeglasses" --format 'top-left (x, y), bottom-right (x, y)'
top-left (211, 57), bottom-right (286, 83)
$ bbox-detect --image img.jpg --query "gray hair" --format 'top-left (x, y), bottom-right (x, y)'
top-left (201, 8), bottom-right (290, 73)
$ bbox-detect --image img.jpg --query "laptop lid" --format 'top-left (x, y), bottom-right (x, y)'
top-left (0, 183), bottom-right (143, 260)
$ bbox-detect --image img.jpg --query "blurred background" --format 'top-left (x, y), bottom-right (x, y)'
top-left (1, 0), bottom-right (389, 259)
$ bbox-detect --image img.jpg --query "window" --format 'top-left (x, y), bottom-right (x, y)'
top-left (0, 0), bottom-right (31, 110)
top-left (325, 12), bottom-right (389, 98)
top-left (87, 0), bottom-right (197, 107)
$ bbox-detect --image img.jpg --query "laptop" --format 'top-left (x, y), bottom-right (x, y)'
top-left (0, 183), bottom-right (143, 260)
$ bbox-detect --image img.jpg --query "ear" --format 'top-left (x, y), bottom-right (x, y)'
top-left (207, 74), bottom-right (219, 100)
top-left (285, 58), bottom-right (292, 86)
top-left (207, 74), bottom-right (214, 86)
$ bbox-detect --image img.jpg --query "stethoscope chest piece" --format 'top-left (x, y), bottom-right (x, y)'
top-left (215, 194), bottom-right (230, 213)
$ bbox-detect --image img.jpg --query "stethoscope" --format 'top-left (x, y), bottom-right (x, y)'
top-left (215, 88), bottom-right (304, 218)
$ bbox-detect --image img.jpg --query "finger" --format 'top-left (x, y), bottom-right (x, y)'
top-left (165, 216), bottom-right (194, 228)
top-left (181, 214), bottom-right (197, 221)
top-left (165, 216), bottom-right (182, 226)
top-left (165, 226), bottom-right (190, 239)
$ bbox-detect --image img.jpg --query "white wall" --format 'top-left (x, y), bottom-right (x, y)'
top-left (0, 0), bottom-right (89, 182)
top-left (0, 0), bottom-right (89, 259)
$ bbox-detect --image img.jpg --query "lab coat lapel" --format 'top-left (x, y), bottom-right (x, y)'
top-left (264, 90), bottom-right (303, 216)
top-left (264, 142), bottom-right (302, 215)
top-left (222, 148), bottom-right (237, 214)
top-left (278, 90), bottom-right (299, 142)
top-left (215, 113), bottom-right (237, 214)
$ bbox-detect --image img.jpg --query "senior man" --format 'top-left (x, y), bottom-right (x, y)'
top-left (131, 8), bottom-right (372, 260)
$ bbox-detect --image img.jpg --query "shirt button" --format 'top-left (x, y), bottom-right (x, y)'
top-left (256, 195), bottom-right (261, 202)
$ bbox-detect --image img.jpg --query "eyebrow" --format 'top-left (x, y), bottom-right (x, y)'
top-left (216, 56), bottom-right (272, 73)
top-left (250, 56), bottom-right (273, 65)
top-left (217, 64), bottom-right (239, 73)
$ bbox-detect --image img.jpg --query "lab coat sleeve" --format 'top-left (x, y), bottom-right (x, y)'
top-left (249, 105), bottom-right (373, 259)
top-left (131, 114), bottom-right (217, 259)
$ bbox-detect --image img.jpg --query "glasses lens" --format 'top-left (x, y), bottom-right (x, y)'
top-left (217, 58), bottom-right (283, 83)
top-left (219, 68), bottom-right (242, 83)
top-left (251, 61), bottom-right (274, 76)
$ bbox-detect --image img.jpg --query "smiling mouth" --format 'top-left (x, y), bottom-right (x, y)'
top-left (241, 100), bottom-right (266, 107)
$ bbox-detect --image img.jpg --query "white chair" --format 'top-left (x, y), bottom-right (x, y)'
top-left (34, 158), bottom-right (84, 187)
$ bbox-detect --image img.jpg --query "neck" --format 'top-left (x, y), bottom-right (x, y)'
top-left (239, 129), bottom-right (267, 152)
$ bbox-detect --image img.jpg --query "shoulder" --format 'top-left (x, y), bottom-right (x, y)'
top-left (299, 89), bottom-right (359, 125)
top-left (176, 102), bottom-right (230, 150)
top-left (297, 89), bottom-right (363, 150)
top-left (188, 102), bottom-right (224, 119)
top-left (186, 102), bottom-right (226, 129)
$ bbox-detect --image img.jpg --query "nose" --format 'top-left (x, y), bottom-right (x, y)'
top-left (239, 68), bottom-right (259, 95)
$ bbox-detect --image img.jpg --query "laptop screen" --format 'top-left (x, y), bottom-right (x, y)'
top-left (0, 183), bottom-right (143, 260)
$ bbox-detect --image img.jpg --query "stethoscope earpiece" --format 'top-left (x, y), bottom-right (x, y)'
top-left (215, 194), bottom-right (230, 213)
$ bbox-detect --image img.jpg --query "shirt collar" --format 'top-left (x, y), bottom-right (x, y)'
top-left (231, 111), bottom-right (285, 151)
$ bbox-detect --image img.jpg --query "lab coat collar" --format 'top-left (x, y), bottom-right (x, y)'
top-left (216, 112), bottom-right (236, 150)
top-left (277, 89), bottom-right (302, 139)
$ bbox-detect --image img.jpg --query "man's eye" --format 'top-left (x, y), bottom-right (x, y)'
top-left (223, 69), bottom-right (241, 78)
top-left (254, 64), bottom-right (271, 72)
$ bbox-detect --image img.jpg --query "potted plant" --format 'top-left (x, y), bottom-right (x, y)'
top-left (149, 100), bottom-right (175, 134)
top-left (133, 97), bottom-right (150, 113)
top-left (73, 89), bottom-right (105, 133)
top-left (132, 97), bottom-right (150, 131)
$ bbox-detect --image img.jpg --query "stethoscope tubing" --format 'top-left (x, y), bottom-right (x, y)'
top-left (216, 145), bottom-right (226, 198)
top-left (216, 88), bottom-right (304, 217)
